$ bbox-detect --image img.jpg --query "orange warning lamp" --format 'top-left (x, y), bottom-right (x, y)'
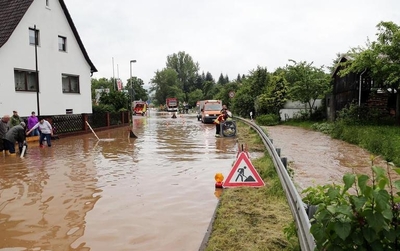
top-left (215, 173), bottom-right (224, 188)
top-left (215, 173), bottom-right (224, 182)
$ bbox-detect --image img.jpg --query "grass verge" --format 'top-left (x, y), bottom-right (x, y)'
top-left (204, 121), bottom-right (300, 251)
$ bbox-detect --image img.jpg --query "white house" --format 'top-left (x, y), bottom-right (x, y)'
top-left (0, 0), bottom-right (97, 117)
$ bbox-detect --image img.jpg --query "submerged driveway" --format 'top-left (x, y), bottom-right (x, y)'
top-left (264, 125), bottom-right (388, 192)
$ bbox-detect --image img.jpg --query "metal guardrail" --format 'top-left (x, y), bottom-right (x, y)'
top-left (237, 117), bottom-right (316, 251)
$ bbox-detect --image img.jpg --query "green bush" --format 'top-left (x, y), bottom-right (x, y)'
top-left (310, 104), bottom-right (326, 121)
top-left (255, 114), bottom-right (280, 126)
top-left (92, 104), bottom-right (115, 113)
top-left (311, 122), bottom-right (334, 134)
top-left (303, 163), bottom-right (400, 250)
top-left (337, 103), bottom-right (395, 126)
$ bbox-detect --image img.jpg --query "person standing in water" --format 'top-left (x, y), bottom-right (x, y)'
top-left (27, 111), bottom-right (39, 136)
top-left (26, 117), bottom-right (53, 147)
top-left (0, 115), bottom-right (10, 154)
top-left (3, 122), bottom-right (26, 156)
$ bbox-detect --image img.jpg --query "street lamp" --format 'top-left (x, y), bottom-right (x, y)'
top-left (129, 60), bottom-right (137, 113)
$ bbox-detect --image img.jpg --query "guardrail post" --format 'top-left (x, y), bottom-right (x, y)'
top-left (281, 157), bottom-right (287, 169)
top-left (276, 148), bottom-right (281, 157)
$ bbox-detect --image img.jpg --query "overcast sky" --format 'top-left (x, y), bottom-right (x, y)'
top-left (65, 0), bottom-right (400, 88)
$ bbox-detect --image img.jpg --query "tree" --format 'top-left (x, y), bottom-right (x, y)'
top-left (187, 89), bottom-right (203, 107)
top-left (236, 74), bottom-right (242, 83)
top-left (202, 80), bottom-right (217, 100)
top-left (166, 51), bottom-right (199, 99)
top-left (231, 66), bottom-right (270, 117)
top-left (98, 90), bottom-right (129, 112)
top-left (231, 84), bottom-right (255, 117)
top-left (255, 71), bottom-right (288, 117)
top-left (214, 81), bottom-right (239, 109)
top-left (247, 66), bottom-right (270, 98)
top-left (225, 74), bottom-right (230, 84)
top-left (150, 68), bottom-right (184, 105)
top-left (91, 77), bottom-right (113, 100)
top-left (285, 60), bottom-right (330, 116)
top-left (217, 73), bottom-right (227, 85)
top-left (125, 76), bottom-right (148, 102)
top-left (205, 72), bottom-right (214, 82)
top-left (194, 73), bottom-right (204, 90)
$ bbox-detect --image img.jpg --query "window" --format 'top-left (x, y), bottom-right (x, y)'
top-left (29, 28), bottom-right (39, 45)
top-left (58, 36), bottom-right (66, 51)
top-left (62, 74), bottom-right (80, 93)
top-left (14, 69), bottom-right (38, 91)
top-left (46, 0), bottom-right (49, 7)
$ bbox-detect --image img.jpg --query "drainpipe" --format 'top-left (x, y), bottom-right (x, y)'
top-left (34, 24), bottom-right (40, 116)
top-left (358, 69), bottom-right (367, 107)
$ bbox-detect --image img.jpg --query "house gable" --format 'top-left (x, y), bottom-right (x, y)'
top-left (0, 0), bottom-right (97, 73)
top-left (58, 0), bottom-right (97, 73)
top-left (328, 55), bottom-right (395, 121)
top-left (0, 0), bottom-right (97, 116)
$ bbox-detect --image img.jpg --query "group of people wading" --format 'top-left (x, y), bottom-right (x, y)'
top-left (0, 111), bottom-right (54, 156)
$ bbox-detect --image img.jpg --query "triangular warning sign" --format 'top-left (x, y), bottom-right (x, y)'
top-left (223, 152), bottom-right (265, 187)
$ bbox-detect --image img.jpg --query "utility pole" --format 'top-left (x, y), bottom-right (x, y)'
top-left (112, 57), bottom-right (116, 91)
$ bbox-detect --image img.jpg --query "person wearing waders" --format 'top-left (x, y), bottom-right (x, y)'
top-left (3, 122), bottom-right (26, 156)
top-left (26, 117), bottom-right (53, 147)
top-left (214, 110), bottom-right (228, 137)
top-left (0, 115), bottom-right (10, 155)
top-left (9, 110), bottom-right (22, 128)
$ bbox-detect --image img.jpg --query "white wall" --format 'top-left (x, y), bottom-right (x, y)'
top-left (0, 0), bottom-right (93, 117)
top-left (279, 99), bottom-right (322, 121)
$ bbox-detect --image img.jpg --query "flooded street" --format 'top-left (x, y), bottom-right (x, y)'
top-left (265, 125), bottom-right (389, 192)
top-left (0, 112), bottom-right (238, 251)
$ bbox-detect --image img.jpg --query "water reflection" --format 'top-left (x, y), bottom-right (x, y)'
top-left (0, 113), bottom-right (238, 251)
top-left (0, 138), bottom-right (100, 251)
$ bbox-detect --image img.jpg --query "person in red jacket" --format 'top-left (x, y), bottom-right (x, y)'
top-left (214, 110), bottom-right (228, 137)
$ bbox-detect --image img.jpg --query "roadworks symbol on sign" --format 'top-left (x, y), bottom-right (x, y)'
top-left (223, 152), bottom-right (265, 187)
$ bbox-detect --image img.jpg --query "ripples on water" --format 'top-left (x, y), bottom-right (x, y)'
top-left (0, 113), bottom-right (238, 251)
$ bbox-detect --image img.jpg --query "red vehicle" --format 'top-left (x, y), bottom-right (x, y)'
top-left (166, 98), bottom-right (178, 112)
top-left (132, 100), bottom-right (147, 116)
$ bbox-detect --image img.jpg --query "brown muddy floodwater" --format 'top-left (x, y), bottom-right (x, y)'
top-left (0, 112), bottom-right (239, 251)
top-left (265, 125), bottom-right (391, 193)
